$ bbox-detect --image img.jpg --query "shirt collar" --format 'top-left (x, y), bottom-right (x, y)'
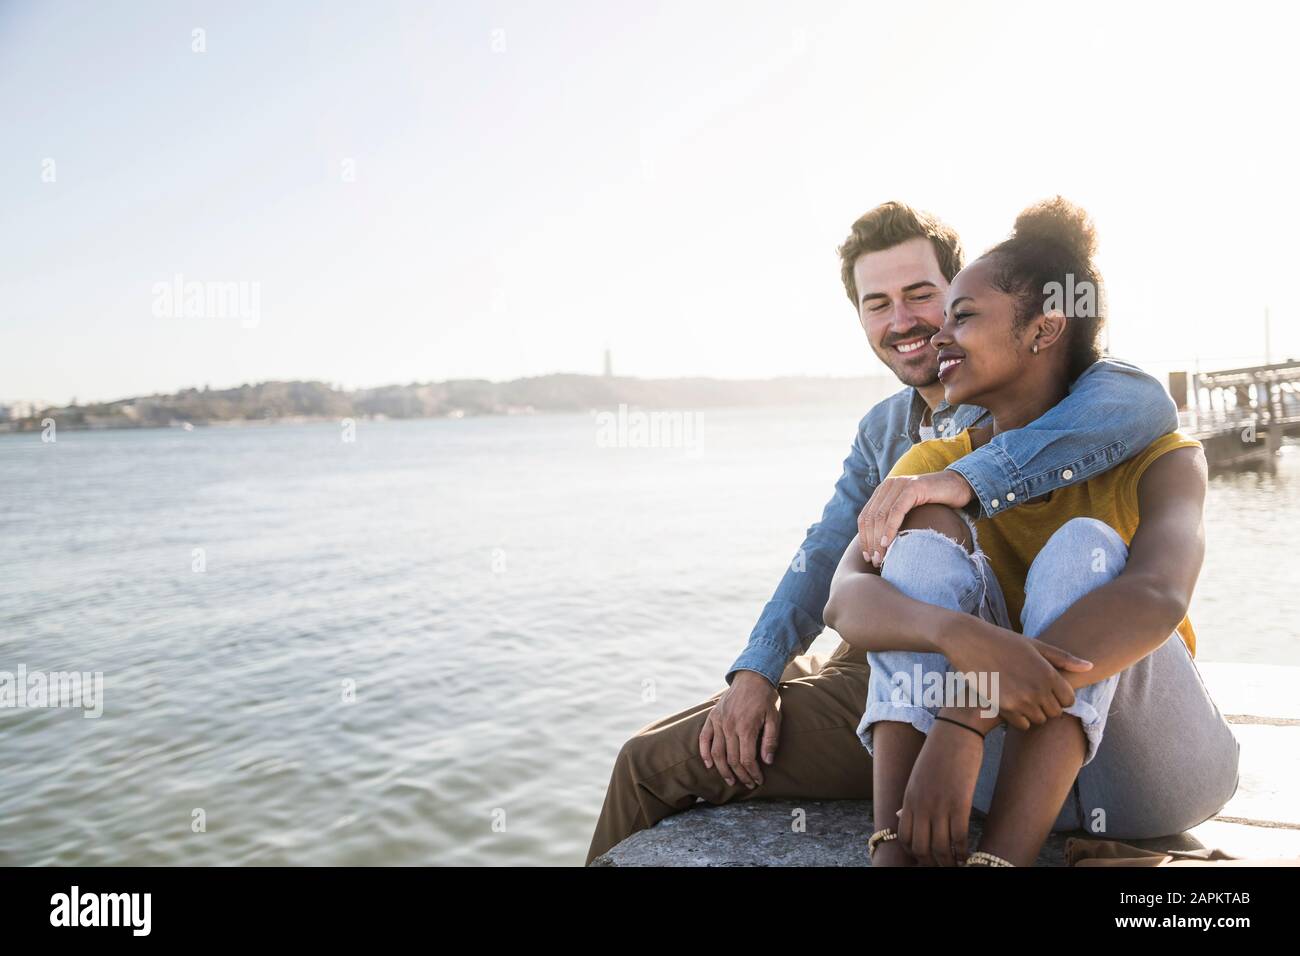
top-left (906, 388), bottom-right (990, 442)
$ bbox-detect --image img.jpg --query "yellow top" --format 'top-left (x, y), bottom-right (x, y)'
top-left (888, 431), bottom-right (1201, 656)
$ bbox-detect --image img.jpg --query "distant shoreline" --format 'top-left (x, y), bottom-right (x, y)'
top-left (0, 373), bottom-right (897, 434)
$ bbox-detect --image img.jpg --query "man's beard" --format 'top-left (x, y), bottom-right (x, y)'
top-left (890, 361), bottom-right (941, 388)
top-left (877, 326), bottom-right (941, 388)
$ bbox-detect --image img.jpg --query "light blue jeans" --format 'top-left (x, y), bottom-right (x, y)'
top-left (857, 516), bottom-right (1241, 838)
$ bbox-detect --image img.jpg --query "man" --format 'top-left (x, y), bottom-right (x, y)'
top-left (585, 201), bottom-right (1178, 864)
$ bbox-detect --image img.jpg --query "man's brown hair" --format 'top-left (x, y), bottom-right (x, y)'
top-left (837, 201), bottom-right (964, 308)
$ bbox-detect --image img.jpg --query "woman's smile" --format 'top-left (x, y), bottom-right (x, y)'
top-left (937, 349), bottom-right (965, 382)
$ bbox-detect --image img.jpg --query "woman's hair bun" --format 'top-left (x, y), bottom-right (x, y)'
top-left (1010, 196), bottom-right (1097, 262)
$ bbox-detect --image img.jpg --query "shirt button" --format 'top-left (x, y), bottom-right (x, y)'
top-left (990, 499), bottom-right (1000, 509)
top-left (1006, 492), bottom-right (1016, 501)
top-left (1062, 469), bottom-right (1074, 480)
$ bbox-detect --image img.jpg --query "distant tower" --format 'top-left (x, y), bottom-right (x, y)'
top-left (603, 348), bottom-right (613, 378)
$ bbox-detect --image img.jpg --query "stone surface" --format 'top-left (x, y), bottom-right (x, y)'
top-left (590, 663), bottom-right (1300, 867)
top-left (589, 799), bottom-right (1072, 867)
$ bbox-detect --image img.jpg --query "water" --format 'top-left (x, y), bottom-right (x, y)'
top-left (1, 408), bottom-right (1296, 866)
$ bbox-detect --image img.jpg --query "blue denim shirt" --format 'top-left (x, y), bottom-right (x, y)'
top-left (726, 358), bottom-right (1180, 687)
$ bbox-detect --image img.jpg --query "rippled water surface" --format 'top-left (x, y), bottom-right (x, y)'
top-left (0, 409), bottom-right (1294, 865)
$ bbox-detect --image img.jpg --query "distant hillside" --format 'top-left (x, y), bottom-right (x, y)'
top-left (0, 374), bottom-right (898, 432)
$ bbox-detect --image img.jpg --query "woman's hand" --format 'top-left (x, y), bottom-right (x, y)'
top-left (941, 618), bottom-right (1093, 731)
top-left (897, 719), bottom-right (985, 866)
top-left (859, 472), bottom-right (976, 567)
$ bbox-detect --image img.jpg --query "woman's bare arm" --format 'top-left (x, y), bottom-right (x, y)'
top-left (1015, 445), bottom-right (1208, 688)
top-left (829, 518), bottom-right (1091, 729)
top-left (937, 447), bottom-right (1206, 736)
top-left (825, 534), bottom-right (973, 654)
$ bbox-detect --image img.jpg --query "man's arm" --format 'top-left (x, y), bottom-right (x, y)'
top-left (946, 358), bottom-right (1179, 517)
top-left (701, 415), bottom-right (878, 790)
top-left (724, 417), bottom-right (878, 687)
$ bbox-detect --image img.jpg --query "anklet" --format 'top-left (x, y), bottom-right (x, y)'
top-left (867, 827), bottom-right (897, 860)
top-left (964, 850), bottom-right (1014, 867)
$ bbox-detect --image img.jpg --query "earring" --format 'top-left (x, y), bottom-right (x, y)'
top-left (1032, 343), bottom-right (1039, 354)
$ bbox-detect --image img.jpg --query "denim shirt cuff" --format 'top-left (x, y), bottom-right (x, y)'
top-left (725, 643), bottom-right (790, 689)
top-left (945, 445), bottom-right (1028, 519)
top-left (727, 599), bottom-right (824, 687)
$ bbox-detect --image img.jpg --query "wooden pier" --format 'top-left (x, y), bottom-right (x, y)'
top-left (1170, 360), bottom-right (1300, 467)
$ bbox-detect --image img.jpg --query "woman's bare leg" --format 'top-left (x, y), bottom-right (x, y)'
top-left (869, 721), bottom-right (926, 866)
top-left (972, 517), bottom-right (1133, 865)
top-left (976, 715), bottom-right (1085, 865)
top-left (865, 504), bottom-right (982, 867)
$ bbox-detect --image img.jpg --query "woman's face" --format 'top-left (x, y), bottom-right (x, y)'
top-left (931, 255), bottom-right (1037, 408)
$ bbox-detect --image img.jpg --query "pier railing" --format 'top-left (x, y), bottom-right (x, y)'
top-left (1170, 359), bottom-right (1300, 465)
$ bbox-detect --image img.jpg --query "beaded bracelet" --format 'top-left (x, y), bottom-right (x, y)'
top-left (964, 849), bottom-right (1014, 867)
top-left (867, 827), bottom-right (897, 860)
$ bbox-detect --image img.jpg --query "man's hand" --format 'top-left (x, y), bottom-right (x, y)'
top-left (859, 472), bottom-right (975, 567)
top-left (699, 671), bottom-right (781, 788)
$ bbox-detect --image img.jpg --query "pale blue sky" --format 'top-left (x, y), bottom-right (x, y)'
top-left (4, 0), bottom-right (1298, 404)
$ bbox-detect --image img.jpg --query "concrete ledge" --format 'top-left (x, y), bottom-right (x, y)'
top-left (591, 663), bottom-right (1300, 867)
top-left (590, 799), bottom-right (1074, 867)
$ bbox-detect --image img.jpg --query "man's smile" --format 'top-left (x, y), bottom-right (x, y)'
top-left (890, 334), bottom-right (933, 355)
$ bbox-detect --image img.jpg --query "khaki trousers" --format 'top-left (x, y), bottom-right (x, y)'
top-left (585, 640), bottom-right (873, 864)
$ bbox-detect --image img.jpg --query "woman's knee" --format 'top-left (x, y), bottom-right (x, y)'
top-left (1030, 517), bottom-right (1126, 582)
top-left (878, 506), bottom-right (982, 614)
top-left (896, 503), bottom-right (975, 551)
top-left (1022, 517), bottom-right (1128, 636)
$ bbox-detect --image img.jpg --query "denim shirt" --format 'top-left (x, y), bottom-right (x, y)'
top-left (726, 358), bottom-right (1180, 687)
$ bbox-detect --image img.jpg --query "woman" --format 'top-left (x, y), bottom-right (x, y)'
top-left (823, 197), bottom-right (1240, 867)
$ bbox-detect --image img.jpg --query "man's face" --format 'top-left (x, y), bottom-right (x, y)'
top-left (852, 237), bottom-right (948, 388)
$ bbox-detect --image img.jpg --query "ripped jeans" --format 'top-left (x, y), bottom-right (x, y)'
top-left (857, 516), bottom-right (1241, 839)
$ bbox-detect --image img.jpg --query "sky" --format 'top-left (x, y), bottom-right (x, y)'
top-left (3, 0), bottom-right (1298, 405)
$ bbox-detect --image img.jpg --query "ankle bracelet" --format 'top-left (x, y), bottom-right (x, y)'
top-left (964, 850), bottom-right (1014, 867)
top-left (867, 827), bottom-right (898, 860)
